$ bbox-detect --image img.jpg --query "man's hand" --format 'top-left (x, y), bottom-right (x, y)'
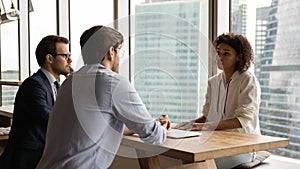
top-left (69, 66), bottom-right (74, 73)
top-left (123, 125), bottom-right (134, 135)
top-left (65, 65), bottom-right (74, 78)
top-left (157, 114), bottom-right (171, 130)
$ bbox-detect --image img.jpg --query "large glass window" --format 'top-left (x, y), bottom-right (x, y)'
top-left (70, 1), bottom-right (113, 71)
top-left (0, 0), bottom-right (19, 106)
top-left (1, 23), bottom-right (18, 80)
top-left (0, 0), bottom-right (56, 106)
top-left (29, 0), bottom-right (57, 74)
top-left (130, 0), bottom-right (209, 123)
top-left (231, 0), bottom-right (300, 159)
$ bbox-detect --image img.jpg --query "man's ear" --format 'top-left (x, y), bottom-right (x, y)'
top-left (45, 54), bottom-right (54, 63)
top-left (107, 47), bottom-right (115, 61)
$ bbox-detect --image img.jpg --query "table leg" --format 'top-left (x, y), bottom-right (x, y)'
top-left (136, 150), bottom-right (162, 169)
top-left (205, 159), bottom-right (217, 169)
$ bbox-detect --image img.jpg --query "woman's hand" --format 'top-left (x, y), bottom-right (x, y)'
top-left (172, 121), bottom-right (194, 130)
top-left (190, 123), bottom-right (207, 131)
top-left (191, 122), bottom-right (217, 131)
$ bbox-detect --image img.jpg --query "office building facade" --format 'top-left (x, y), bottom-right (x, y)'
top-left (133, 0), bottom-right (208, 123)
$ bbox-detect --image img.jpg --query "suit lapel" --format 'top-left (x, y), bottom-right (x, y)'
top-left (36, 70), bottom-right (55, 104)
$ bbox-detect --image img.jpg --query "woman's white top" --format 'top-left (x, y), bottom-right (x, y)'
top-left (202, 70), bottom-right (261, 134)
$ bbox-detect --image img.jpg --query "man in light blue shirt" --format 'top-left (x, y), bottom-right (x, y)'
top-left (36, 25), bottom-right (170, 169)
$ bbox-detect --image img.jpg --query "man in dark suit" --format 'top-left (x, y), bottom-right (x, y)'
top-left (0, 35), bottom-right (72, 169)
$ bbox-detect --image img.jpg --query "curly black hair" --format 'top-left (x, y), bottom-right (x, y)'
top-left (213, 32), bottom-right (254, 73)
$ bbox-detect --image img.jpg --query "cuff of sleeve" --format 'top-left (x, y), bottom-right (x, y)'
top-left (236, 116), bottom-right (256, 134)
top-left (140, 121), bottom-right (166, 145)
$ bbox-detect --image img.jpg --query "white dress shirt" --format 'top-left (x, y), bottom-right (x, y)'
top-left (40, 68), bottom-right (58, 100)
top-left (36, 64), bottom-right (166, 169)
top-left (202, 70), bottom-right (261, 134)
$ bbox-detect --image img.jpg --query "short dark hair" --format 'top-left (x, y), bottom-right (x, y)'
top-left (213, 32), bottom-right (254, 73)
top-left (80, 26), bottom-right (104, 49)
top-left (80, 25), bottom-right (123, 65)
top-left (35, 35), bottom-right (69, 67)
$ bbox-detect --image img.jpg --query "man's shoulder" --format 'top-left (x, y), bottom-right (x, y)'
top-left (21, 70), bottom-right (48, 87)
top-left (101, 73), bottom-right (129, 88)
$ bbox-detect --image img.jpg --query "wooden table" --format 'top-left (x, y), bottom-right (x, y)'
top-left (120, 131), bottom-right (289, 169)
top-left (0, 135), bottom-right (9, 141)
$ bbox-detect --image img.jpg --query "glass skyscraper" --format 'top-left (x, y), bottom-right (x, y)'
top-left (133, 0), bottom-right (208, 123)
top-left (234, 0), bottom-right (300, 159)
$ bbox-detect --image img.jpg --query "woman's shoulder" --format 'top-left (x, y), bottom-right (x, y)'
top-left (209, 72), bottom-right (223, 80)
top-left (238, 71), bottom-right (260, 87)
top-left (239, 70), bottom-right (257, 80)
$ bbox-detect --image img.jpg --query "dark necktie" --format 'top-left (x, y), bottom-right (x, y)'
top-left (54, 81), bottom-right (59, 94)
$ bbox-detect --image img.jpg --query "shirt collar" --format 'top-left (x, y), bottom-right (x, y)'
top-left (40, 68), bottom-right (58, 84)
top-left (230, 71), bottom-right (240, 82)
top-left (221, 70), bottom-right (240, 84)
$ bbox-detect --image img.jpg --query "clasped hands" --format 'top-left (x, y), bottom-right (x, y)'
top-left (157, 114), bottom-right (171, 130)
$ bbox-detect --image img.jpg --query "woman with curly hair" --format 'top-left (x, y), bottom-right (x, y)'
top-left (174, 32), bottom-right (261, 169)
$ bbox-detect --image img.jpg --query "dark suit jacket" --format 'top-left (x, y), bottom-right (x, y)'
top-left (0, 70), bottom-right (55, 169)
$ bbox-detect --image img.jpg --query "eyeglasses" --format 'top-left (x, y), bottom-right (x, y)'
top-left (53, 53), bottom-right (71, 60)
top-left (119, 48), bottom-right (125, 59)
top-left (114, 48), bottom-right (125, 59)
